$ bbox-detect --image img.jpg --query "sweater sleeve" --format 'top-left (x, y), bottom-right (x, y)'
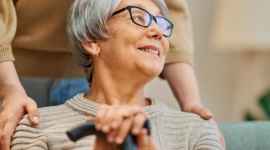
top-left (0, 0), bottom-right (16, 62)
top-left (165, 0), bottom-right (194, 65)
top-left (11, 116), bottom-right (48, 150)
top-left (194, 121), bottom-right (223, 150)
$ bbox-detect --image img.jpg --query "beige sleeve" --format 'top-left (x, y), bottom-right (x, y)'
top-left (164, 0), bottom-right (194, 65)
top-left (0, 0), bottom-right (16, 62)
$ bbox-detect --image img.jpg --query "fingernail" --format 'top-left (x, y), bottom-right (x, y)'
top-left (205, 112), bottom-right (212, 116)
top-left (111, 121), bottom-right (118, 128)
top-left (132, 128), bottom-right (140, 134)
top-left (96, 123), bottom-right (101, 130)
top-left (33, 116), bottom-right (39, 124)
top-left (102, 125), bottom-right (109, 132)
top-left (115, 137), bottom-right (123, 144)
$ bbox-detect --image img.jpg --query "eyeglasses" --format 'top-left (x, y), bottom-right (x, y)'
top-left (112, 6), bottom-right (174, 37)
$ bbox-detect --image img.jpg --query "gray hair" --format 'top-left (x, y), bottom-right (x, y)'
top-left (67, 0), bottom-right (169, 83)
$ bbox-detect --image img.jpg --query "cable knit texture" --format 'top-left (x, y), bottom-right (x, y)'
top-left (11, 93), bottom-right (222, 150)
top-left (0, 0), bottom-right (16, 62)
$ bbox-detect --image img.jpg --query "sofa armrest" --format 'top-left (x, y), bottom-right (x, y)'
top-left (218, 121), bottom-right (270, 150)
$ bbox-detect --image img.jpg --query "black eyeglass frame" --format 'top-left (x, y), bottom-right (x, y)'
top-left (112, 6), bottom-right (174, 37)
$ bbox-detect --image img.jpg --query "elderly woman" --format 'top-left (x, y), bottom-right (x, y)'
top-left (11, 0), bottom-right (222, 149)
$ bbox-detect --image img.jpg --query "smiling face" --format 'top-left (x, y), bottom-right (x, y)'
top-left (96, 0), bottom-right (169, 81)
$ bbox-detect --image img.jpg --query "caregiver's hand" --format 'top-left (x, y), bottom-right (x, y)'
top-left (0, 94), bottom-right (40, 150)
top-left (88, 104), bottom-right (159, 150)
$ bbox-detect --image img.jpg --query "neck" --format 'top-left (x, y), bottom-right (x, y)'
top-left (84, 68), bottom-right (152, 106)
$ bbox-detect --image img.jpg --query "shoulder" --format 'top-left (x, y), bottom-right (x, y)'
top-left (149, 98), bottom-right (205, 125)
top-left (163, 107), bottom-right (205, 123)
top-left (12, 103), bottom-right (86, 149)
top-left (162, 107), bottom-right (216, 134)
top-left (15, 103), bottom-right (85, 133)
top-left (160, 108), bottom-right (222, 149)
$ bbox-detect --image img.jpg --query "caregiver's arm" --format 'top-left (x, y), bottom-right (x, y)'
top-left (162, 62), bottom-right (226, 149)
top-left (0, 61), bottom-right (40, 150)
top-left (164, 0), bottom-right (225, 149)
top-left (164, 0), bottom-right (207, 115)
top-left (162, 62), bottom-right (211, 118)
top-left (0, 1), bottom-right (39, 149)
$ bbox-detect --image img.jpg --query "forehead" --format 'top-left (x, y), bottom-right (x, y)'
top-left (117, 0), bottom-right (161, 16)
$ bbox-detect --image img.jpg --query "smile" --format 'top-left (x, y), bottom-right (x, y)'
top-left (139, 48), bottom-right (159, 55)
top-left (138, 45), bottom-right (161, 56)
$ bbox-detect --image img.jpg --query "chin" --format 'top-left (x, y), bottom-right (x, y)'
top-left (135, 59), bottom-right (164, 78)
top-left (143, 63), bottom-right (164, 78)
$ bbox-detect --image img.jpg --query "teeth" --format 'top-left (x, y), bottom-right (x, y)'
top-left (140, 48), bottom-right (159, 55)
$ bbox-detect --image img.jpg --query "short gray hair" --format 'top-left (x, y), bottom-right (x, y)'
top-left (67, 0), bottom-right (168, 83)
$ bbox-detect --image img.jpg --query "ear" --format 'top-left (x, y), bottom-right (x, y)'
top-left (81, 42), bottom-right (100, 56)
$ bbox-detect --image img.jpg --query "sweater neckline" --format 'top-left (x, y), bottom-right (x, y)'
top-left (66, 93), bottom-right (166, 118)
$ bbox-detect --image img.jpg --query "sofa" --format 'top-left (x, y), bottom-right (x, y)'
top-left (218, 121), bottom-right (270, 150)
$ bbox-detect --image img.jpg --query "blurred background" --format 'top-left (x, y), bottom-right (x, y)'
top-left (145, 0), bottom-right (270, 122)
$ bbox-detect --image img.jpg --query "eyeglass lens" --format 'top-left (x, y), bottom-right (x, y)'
top-left (130, 7), bottom-right (172, 37)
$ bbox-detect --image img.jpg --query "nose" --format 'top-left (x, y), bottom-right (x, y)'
top-left (146, 18), bottom-right (163, 40)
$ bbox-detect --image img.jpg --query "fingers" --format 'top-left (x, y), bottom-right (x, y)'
top-left (0, 109), bottom-right (20, 150)
top-left (110, 116), bottom-right (133, 144)
top-left (99, 105), bottom-right (121, 133)
top-left (136, 128), bottom-right (150, 147)
top-left (198, 108), bottom-right (213, 120)
top-left (211, 119), bottom-right (226, 150)
top-left (95, 104), bottom-right (149, 145)
top-left (0, 95), bottom-right (37, 150)
top-left (0, 121), bottom-right (17, 150)
top-left (131, 112), bottom-right (148, 135)
top-left (137, 128), bottom-right (159, 150)
top-left (95, 105), bottom-right (109, 131)
top-left (106, 113), bottom-right (147, 145)
top-left (25, 100), bottom-right (40, 126)
top-left (183, 104), bottom-right (213, 120)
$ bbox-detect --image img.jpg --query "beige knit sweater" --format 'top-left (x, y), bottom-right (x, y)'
top-left (11, 93), bottom-right (222, 150)
top-left (0, 0), bottom-right (193, 78)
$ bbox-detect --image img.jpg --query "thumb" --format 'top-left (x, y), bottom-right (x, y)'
top-left (188, 105), bottom-right (213, 120)
top-left (136, 128), bottom-right (158, 150)
top-left (24, 100), bottom-right (40, 126)
top-left (136, 128), bottom-right (150, 147)
top-left (198, 107), bottom-right (213, 120)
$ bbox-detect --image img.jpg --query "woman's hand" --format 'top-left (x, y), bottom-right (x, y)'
top-left (87, 104), bottom-right (158, 150)
top-left (0, 93), bottom-right (39, 150)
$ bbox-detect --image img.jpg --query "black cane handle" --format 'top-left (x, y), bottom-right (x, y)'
top-left (66, 120), bottom-right (151, 150)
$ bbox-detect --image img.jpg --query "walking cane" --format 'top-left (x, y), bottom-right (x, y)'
top-left (67, 120), bottom-right (151, 150)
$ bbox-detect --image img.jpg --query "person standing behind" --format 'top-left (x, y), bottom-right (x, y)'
top-left (0, 0), bottom-right (225, 149)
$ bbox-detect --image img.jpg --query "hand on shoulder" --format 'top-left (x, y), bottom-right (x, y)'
top-left (0, 93), bottom-right (39, 150)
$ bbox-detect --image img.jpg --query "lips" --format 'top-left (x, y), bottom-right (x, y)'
top-left (138, 46), bottom-right (160, 56)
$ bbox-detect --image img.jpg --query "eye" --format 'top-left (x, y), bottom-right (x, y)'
top-left (132, 15), bottom-right (146, 24)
